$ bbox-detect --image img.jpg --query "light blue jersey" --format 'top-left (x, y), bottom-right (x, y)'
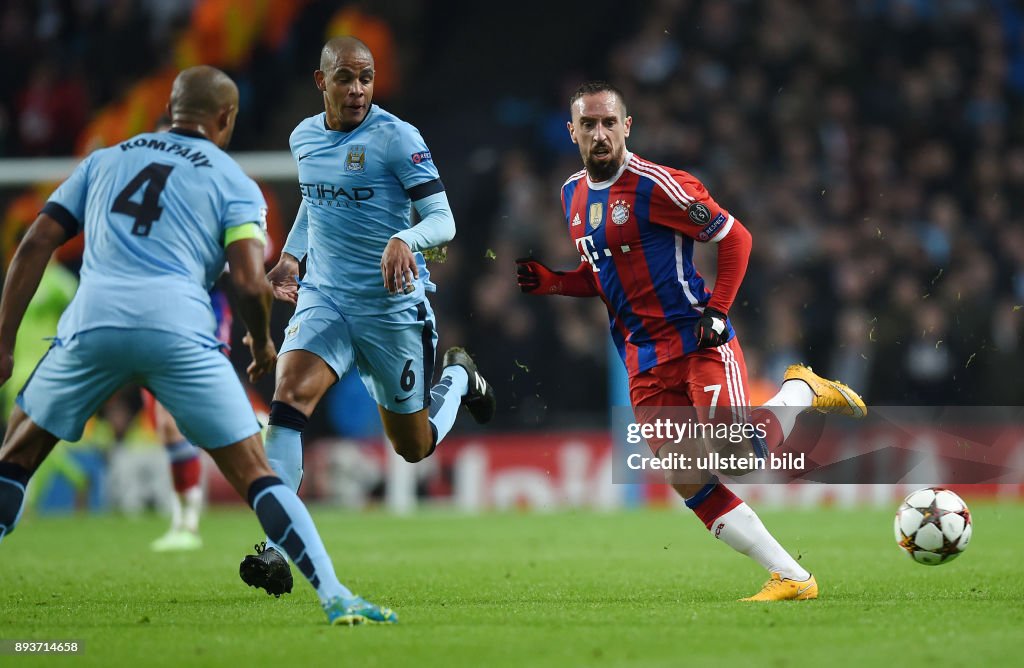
top-left (21, 128), bottom-right (265, 447)
top-left (284, 106), bottom-right (445, 315)
top-left (44, 129), bottom-right (267, 346)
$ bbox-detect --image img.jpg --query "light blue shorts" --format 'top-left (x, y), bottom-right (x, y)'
top-left (17, 328), bottom-right (260, 448)
top-left (279, 287), bottom-right (438, 414)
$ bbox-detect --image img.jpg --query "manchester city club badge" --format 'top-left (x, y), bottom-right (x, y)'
top-left (611, 200), bottom-right (630, 225)
top-left (589, 202), bottom-right (603, 229)
top-left (345, 145), bottom-right (366, 172)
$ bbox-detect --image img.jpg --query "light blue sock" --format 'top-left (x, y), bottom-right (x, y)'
top-left (250, 478), bottom-right (353, 605)
top-left (263, 425), bottom-right (303, 554)
top-left (264, 425), bottom-right (303, 491)
top-left (428, 365), bottom-right (469, 447)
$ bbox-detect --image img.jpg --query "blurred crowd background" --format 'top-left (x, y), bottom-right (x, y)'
top-left (2, 0), bottom-right (1023, 446)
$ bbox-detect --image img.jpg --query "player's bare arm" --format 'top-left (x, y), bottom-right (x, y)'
top-left (227, 237), bottom-right (277, 382)
top-left (266, 252), bottom-right (301, 304)
top-left (0, 215), bottom-right (70, 386)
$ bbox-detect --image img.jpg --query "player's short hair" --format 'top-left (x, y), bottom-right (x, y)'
top-left (320, 35), bottom-right (373, 72)
top-left (169, 66), bottom-right (237, 118)
top-left (569, 81), bottom-right (627, 117)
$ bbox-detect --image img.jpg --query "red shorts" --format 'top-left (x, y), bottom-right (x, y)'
top-left (629, 336), bottom-right (750, 420)
top-left (630, 337), bottom-right (755, 469)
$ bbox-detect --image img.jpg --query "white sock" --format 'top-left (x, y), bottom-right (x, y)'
top-left (168, 492), bottom-right (183, 532)
top-left (712, 502), bottom-right (810, 581)
top-left (181, 486), bottom-right (203, 534)
top-left (428, 365), bottom-right (469, 447)
top-left (766, 379), bottom-right (814, 407)
top-left (761, 380), bottom-right (815, 441)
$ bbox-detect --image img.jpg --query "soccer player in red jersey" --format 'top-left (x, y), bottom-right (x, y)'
top-left (517, 81), bottom-right (867, 601)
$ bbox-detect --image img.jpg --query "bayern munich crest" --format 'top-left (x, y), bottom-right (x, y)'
top-left (611, 200), bottom-right (630, 225)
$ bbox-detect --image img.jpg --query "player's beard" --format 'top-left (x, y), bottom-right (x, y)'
top-left (584, 145), bottom-right (623, 182)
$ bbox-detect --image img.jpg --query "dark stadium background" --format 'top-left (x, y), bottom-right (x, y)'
top-left (3, 7), bottom-right (1024, 666)
top-left (0, 0), bottom-right (1022, 510)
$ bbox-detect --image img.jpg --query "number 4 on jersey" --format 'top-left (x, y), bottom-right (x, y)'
top-left (112, 162), bottom-right (175, 236)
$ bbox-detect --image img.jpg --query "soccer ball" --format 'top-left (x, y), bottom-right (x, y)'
top-left (894, 487), bottom-right (972, 565)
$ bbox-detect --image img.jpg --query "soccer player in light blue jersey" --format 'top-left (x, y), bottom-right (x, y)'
top-left (0, 66), bottom-right (395, 626)
top-left (238, 37), bottom-right (496, 595)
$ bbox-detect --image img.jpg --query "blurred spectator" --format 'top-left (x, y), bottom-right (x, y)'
top-left (15, 61), bottom-right (88, 156)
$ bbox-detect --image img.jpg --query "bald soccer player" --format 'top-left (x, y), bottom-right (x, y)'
top-left (0, 66), bottom-right (396, 626)
top-left (239, 37), bottom-right (496, 596)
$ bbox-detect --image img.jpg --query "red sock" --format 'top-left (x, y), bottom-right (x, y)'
top-left (171, 457), bottom-right (201, 493)
top-left (690, 483), bottom-right (743, 529)
top-left (751, 407), bottom-right (784, 450)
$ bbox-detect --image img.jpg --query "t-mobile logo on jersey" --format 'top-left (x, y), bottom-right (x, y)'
top-left (576, 235), bottom-right (633, 273)
top-left (576, 235), bottom-right (601, 272)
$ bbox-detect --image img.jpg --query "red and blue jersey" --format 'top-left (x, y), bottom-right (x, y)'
top-left (561, 153), bottom-right (738, 377)
top-left (209, 286), bottom-right (233, 346)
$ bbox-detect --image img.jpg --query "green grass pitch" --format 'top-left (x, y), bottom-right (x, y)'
top-left (2, 503), bottom-right (1022, 667)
